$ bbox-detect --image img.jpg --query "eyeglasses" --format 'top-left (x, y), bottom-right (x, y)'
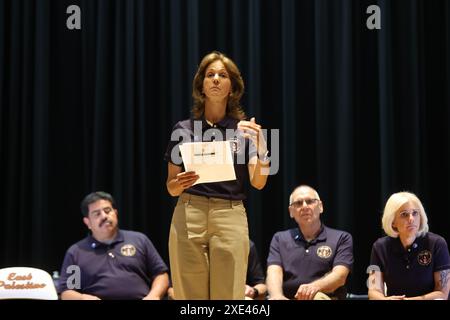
top-left (398, 209), bottom-right (419, 218)
top-left (290, 199), bottom-right (319, 208)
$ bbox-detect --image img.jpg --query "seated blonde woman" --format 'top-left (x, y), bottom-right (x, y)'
top-left (368, 191), bottom-right (450, 300)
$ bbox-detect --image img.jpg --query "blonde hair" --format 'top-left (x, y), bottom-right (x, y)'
top-left (191, 51), bottom-right (246, 120)
top-left (381, 191), bottom-right (429, 238)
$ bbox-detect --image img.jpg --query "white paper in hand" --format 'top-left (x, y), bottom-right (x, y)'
top-left (179, 141), bottom-right (236, 185)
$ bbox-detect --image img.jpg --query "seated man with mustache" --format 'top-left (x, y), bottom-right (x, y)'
top-left (266, 185), bottom-right (354, 300)
top-left (58, 191), bottom-right (169, 300)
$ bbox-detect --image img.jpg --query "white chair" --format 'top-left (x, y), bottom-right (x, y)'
top-left (0, 267), bottom-right (58, 300)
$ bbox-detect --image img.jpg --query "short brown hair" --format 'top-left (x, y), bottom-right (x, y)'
top-left (191, 51), bottom-right (246, 120)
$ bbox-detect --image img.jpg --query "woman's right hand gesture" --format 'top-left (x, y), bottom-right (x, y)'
top-left (167, 163), bottom-right (199, 197)
top-left (175, 171), bottom-right (199, 190)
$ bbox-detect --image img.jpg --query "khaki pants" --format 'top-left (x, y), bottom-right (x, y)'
top-left (314, 292), bottom-right (332, 300)
top-left (169, 193), bottom-right (249, 300)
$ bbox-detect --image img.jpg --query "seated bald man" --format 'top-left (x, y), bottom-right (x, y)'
top-left (266, 185), bottom-right (353, 300)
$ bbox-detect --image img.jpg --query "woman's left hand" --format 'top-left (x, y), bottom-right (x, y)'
top-left (238, 117), bottom-right (267, 157)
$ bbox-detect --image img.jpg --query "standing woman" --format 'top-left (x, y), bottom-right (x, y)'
top-left (368, 191), bottom-right (450, 300)
top-left (164, 51), bottom-right (270, 299)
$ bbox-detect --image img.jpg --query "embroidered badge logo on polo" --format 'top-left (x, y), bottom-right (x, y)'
top-left (120, 244), bottom-right (137, 257)
top-left (316, 245), bottom-right (332, 259)
top-left (417, 250), bottom-right (432, 266)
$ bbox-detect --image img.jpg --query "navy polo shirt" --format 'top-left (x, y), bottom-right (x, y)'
top-left (370, 232), bottom-right (450, 297)
top-left (267, 225), bottom-right (354, 299)
top-left (164, 116), bottom-right (256, 200)
top-left (58, 230), bottom-right (168, 300)
top-left (247, 240), bottom-right (265, 286)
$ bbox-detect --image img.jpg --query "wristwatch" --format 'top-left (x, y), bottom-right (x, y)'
top-left (252, 287), bottom-right (259, 298)
top-left (258, 150), bottom-right (270, 164)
